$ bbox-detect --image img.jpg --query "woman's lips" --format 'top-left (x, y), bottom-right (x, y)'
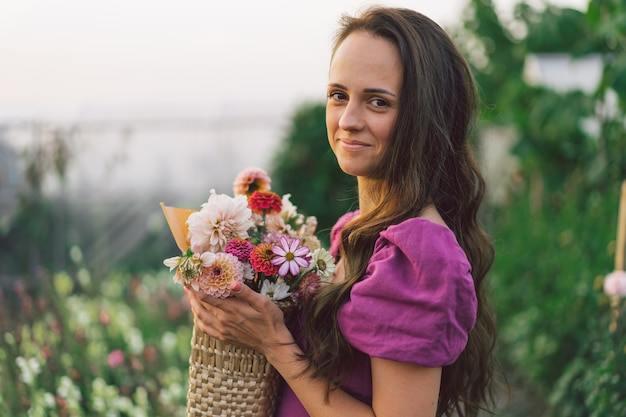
top-left (339, 139), bottom-right (371, 151)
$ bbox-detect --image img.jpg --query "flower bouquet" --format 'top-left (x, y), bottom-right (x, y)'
top-left (161, 167), bottom-right (334, 417)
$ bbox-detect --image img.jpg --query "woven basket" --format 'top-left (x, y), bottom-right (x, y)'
top-left (186, 322), bottom-right (281, 417)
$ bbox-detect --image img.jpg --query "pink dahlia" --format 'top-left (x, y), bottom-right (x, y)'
top-left (196, 252), bottom-right (244, 299)
top-left (233, 167), bottom-right (271, 196)
top-left (271, 236), bottom-right (311, 277)
top-left (225, 238), bottom-right (254, 262)
top-left (249, 243), bottom-right (279, 275)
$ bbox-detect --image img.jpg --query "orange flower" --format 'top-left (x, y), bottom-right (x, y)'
top-left (249, 191), bottom-right (283, 214)
top-left (249, 243), bottom-right (279, 275)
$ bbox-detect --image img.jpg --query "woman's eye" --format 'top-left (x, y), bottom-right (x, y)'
top-left (371, 98), bottom-right (389, 108)
top-left (328, 91), bottom-right (347, 101)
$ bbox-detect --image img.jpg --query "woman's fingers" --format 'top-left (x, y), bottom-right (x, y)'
top-left (184, 285), bottom-right (255, 347)
top-left (183, 282), bottom-right (289, 352)
top-left (228, 281), bottom-right (275, 314)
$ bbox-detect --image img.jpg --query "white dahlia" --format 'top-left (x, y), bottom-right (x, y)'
top-left (187, 190), bottom-right (254, 253)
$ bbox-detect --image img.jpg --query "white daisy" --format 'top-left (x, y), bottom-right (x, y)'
top-left (311, 248), bottom-right (335, 280)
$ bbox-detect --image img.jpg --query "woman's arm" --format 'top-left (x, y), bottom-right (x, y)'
top-left (186, 282), bottom-right (440, 417)
top-left (371, 357), bottom-right (441, 417)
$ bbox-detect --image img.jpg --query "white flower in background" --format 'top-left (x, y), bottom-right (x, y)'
top-left (260, 280), bottom-right (291, 301)
top-left (160, 332), bottom-right (178, 354)
top-left (187, 190), bottom-right (254, 253)
top-left (125, 327), bottom-right (145, 356)
top-left (15, 356), bottom-right (41, 385)
top-left (57, 376), bottom-right (82, 413)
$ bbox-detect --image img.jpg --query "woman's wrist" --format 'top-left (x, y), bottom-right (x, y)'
top-left (263, 327), bottom-right (305, 376)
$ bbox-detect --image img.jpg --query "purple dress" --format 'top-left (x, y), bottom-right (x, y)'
top-left (275, 212), bottom-right (477, 416)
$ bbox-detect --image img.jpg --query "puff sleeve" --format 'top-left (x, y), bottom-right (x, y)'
top-left (329, 211), bottom-right (359, 259)
top-left (337, 218), bottom-right (477, 367)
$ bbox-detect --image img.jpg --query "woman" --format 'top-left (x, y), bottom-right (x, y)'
top-left (186, 6), bottom-right (496, 417)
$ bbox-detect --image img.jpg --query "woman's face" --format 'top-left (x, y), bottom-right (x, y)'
top-left (326, 31), bottom-right (403, 179)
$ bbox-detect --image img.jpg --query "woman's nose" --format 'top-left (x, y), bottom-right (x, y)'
top-left (338, 100), bottom-right (365, 131)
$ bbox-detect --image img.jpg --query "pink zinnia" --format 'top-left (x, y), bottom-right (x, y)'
top-left (271, 236), bottom-right (311, 276)
top-left (225, 238), bottom-right (254, 262)
top-left (249, 190), bottom-right (283, 214)
top-left (197, 253), bottom-right (244, 299)
top-left (249, 243), bottom-right (279, 275)
top-left (233, 167), bottom-right (272, 196)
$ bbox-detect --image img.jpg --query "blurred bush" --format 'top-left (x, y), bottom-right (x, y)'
top-left (454, 0), bottom-right (626, 415)
top-left (489, 181), bottom-right (626, 416)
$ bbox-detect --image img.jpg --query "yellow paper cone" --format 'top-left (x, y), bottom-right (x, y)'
top-left (160, 202), bottom-right (197, 252)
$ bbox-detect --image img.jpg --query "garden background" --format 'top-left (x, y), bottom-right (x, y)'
top-left (1, 0), bottom-right (625, 415)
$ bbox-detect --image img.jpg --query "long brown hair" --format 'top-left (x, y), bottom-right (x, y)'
top-left (302, 7), bottom-right (497, 417)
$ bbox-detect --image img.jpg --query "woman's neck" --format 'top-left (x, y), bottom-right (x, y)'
top-left (357, 177), bottom-right (380, 216)
top-left (357, 177), bottom-right (448, 228)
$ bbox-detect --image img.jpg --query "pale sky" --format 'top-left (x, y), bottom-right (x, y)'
top-left (0, 0), bottom-right (588, 122)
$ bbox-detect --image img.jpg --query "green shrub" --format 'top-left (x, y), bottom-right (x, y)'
top-left (490, 180), bottom-right (626, 415)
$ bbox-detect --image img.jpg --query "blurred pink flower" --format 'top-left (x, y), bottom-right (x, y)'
top-left (233, 167), bottom-right (271, 196)
top-left (604, 270), bottom-right (626, 297)
top-left (99, 310), bottom-right (110, 325)
top-left (107, 349), bottom-right (125, 369)
top-left (13, 281), bottom-right (24, 296)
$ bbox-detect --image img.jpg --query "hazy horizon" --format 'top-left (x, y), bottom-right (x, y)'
top-left (0, 0), bottom-right (588, 122)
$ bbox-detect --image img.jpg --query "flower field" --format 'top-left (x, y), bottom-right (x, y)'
top-left (0, 266), bottom-right (192, 416)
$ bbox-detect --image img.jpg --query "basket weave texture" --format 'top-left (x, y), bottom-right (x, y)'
top-left (186, 323), bottom-right (281, 417)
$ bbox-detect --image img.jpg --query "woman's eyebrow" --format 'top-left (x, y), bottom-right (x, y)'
top-left (363, 88), bottom-right (397, 97)
top-left (328, 83), bottom-right (397, 97)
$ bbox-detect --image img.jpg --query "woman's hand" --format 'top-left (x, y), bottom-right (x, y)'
top-left (184, 281), bottom-right (295, 355)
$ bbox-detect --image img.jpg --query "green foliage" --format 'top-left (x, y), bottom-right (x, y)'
top-left (270, 102), bottom-right (356, 244)
top-left (453, 0), bottom-right (626, 415)
top-left (491, 182), bottom-right (619, 378)
top-left (458, 0), bottom-right (625, 192)
top-left (521, 5), bottom-right (597, 54)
